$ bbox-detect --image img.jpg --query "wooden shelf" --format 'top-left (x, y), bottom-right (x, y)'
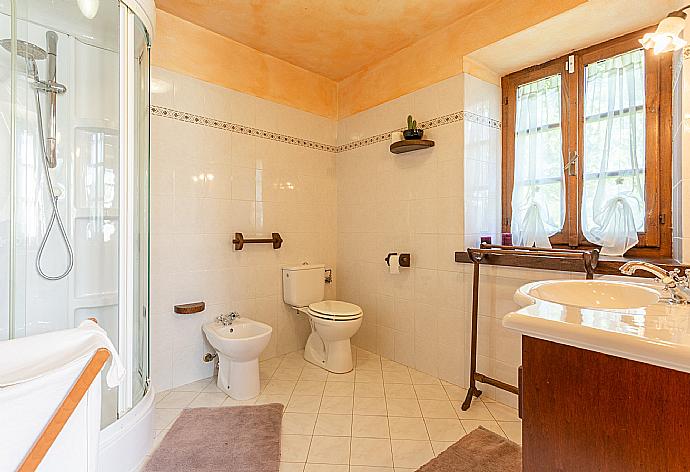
top-left (174, 302), bottom-right (205, 315)
top-left (390, 139), bottom-right (434, 154)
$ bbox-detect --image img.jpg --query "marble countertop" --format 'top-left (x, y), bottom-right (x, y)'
top-left (503, 279), bottom-right (690, 373)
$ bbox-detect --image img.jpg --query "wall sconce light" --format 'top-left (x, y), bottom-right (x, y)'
top-left (640, 6), bottom-right (689, 54)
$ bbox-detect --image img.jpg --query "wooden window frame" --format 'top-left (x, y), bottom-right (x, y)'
top-left (501, 29), bottom-right (673, 258)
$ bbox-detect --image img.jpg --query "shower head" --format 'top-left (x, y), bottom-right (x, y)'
top-left (0, 39), bottom-right (47, 80)
top-left (0, 38), bottom-right (47, 61)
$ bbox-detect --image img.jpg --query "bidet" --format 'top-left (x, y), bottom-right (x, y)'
top-left (202, 317), bottom-right (272, 400)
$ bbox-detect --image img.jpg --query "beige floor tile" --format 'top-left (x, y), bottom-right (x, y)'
top-left (274, 367), bottom-right (304, 381)
top-left (313, 414), bottom-right (352, 436)
top-left (431, 441), bottom-right (455, 455)
top-left (461, 420), bottom-right (506, 438)
top-left (441, 383), bottom-right (467, 401)
top-left (307, 435), bottom-right (351, 465)
top-left (356, 370), bottom-right (384, 383)
top-left (201, 382), bottom-right (224, 394)
top-left (304, 464), bottom-right (348, 472)
top-left (260, 365), bottom-right (279, 380)
top-left (264, 379), bottom-right (297, 395)
top-left (384, 384), bottom-right (416, 399)
top-left (155, 391), bottom-right (198, 408)
top-left (391, 439), bottom-right (434, 469)
top-left (452, 399), bottom-right (494, 420)
top-left (221, 397), bottom-right (256, 406)
top-left (357, 357), bottom-right (383, 371)
top-left (419, 400), bottom-right (457, 419)
top-left (352, 415), bottom-right (390, 438)
top-left (499, 421), bottom-right (522, 444)
top-left (409, 370), bottom-right (441, 385)
top-left (424, 418), bottom-right (465, 441)
top-left (382, 371), bottom-right (412, 384)
top-left (386, 398), bottom-right (421, 417)
top-left (154, 390), bottom-right (170, 404)
top-left (255, 394), bottom-right (291, 406)
top-left (413, 384), bottom-right (449, 400)
top-left (319, 396), bottom-right (354, 414)
top-left (393, 469), bottom-right (417, 472)
top-left (293, 381), bottom-right (326, 396)
top-left (188, 392), bottom-right (226, 408)
top-left (281, 435), bottom-right (312, 462)
top-left (324, 381), bottom-right (355, 396)
top-left (281, 356), bottom-right (307, 369)
top-left (350, 466), bottom-right (394, 472)
top-left (327, 370), bottom-right (355, 382)
top-left (153, 408), bottom-right (181, 429)
top-left (486, 402), bottom-right (520, 421)
top-left (388, 417), bottom-right (429, 440)
top-left (354, 397), bottom-right (388, 416)
top-left (287, 395), bottom-right (322, 414)
top-left (279, 462), bottom-right (305, 472)
top-left (300, 367), bottom-right (329, 381)
top-left (355, 382), bottom-right (385, 398)
top-left (381, 359), bottom-right (410, 374)
top-left (350, 437), bottom-right (393, 467)
top-left (282, 413), bottom-right (318, 435)
top-left (173, 378), bottom-right (212, 392)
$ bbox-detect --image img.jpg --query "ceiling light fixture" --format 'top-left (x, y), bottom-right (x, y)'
top-left (640, 6), bottom-right (689, 54)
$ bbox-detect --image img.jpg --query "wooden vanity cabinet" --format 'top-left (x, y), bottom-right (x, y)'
top-left (520, 336), bottom-right (690, 471)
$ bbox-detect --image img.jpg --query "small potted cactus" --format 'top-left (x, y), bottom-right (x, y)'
top-left (403, 115), bottom-right (424, 140)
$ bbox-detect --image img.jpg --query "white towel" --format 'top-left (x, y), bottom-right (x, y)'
top-left (0, 319), bottom-right (125, 388)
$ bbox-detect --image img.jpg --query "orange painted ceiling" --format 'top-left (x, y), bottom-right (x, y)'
top-left (156, 0), bottom-right (496, 81)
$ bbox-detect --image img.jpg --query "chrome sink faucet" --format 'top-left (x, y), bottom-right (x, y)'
top-left (619, 261), bottom-right (690, 304)
top-left (217, 311), bottom-right (240, 326)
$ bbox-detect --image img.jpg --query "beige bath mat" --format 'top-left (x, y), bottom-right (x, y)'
top-left (144, 403), bottom-right (283, 472)
top-left (416, 426), bottom-right (521, 472)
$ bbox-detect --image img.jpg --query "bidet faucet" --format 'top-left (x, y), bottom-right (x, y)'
top-left (217, 312), bottom-right (240, 326)
top-left (619, 261), bottom-right (690, 304)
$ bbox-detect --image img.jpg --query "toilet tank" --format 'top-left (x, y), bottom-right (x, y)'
top-left (282, 264), bottom-right (325, 307)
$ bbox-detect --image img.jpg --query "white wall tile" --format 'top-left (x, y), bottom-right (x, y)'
top-left (150, 67), bottom-right (337, 391)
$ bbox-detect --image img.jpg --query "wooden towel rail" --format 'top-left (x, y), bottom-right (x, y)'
top-left (232, 232), bottom-right (283, 250)
top-left (18, 347), bottom-right (111, 472)
top-left (461, 243), bottom-right (600, 411)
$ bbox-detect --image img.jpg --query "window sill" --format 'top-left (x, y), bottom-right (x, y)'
top-left (454, 250), bottom-right (689, 277)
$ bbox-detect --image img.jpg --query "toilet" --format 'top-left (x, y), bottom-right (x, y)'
top-left (282, 264), bottom-right (363, 373)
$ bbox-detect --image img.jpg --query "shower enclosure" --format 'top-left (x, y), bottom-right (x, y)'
top-left (0, 0), bottom-right (155, 470)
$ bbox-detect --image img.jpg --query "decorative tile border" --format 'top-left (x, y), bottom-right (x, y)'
top-left (684, 46), bottom-right (690, 61)
top-left (151, 105), bottom-right (500, 154)
top-left (151, 105), bottom-right (337, 152)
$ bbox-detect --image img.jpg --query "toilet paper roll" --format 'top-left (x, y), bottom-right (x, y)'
top-left (389, 254), bottom-right (400, 274)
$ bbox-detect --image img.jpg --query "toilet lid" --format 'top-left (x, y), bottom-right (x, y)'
top-left (308, 300), bottom-right (362, 318)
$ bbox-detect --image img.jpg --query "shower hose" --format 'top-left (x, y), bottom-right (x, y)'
top-left (33, 86), bottom-right (73, 280)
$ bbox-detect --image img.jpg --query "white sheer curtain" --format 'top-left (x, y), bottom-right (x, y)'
top-left (511, 75), bottom-right (565, 248)
top-left (582, 50), bottom-right (645, 256)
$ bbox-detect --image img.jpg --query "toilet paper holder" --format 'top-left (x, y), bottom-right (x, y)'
top-left (385, 253), bottom-right (411, 267)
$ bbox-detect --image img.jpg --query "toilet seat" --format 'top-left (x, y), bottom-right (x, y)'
top-left (305, 300), bottom-right (363, 321)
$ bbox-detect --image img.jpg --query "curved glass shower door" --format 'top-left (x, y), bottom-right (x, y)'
top-left (1, 0), bottom-right (150, 428)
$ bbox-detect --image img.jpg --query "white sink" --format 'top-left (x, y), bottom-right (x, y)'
top-left (515, 280), bottom-right (660, 310)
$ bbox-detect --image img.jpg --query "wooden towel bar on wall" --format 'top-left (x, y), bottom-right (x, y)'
top-left (17, 347), bottom-right (111, 472)
top-left (232, 232), bottom-right (283, 250)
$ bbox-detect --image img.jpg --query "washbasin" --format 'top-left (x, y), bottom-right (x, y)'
top-left (515, 280), bottom-right (660, 310)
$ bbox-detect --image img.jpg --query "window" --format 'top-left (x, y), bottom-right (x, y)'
top-left (502, 30), bottom-right (672, 257)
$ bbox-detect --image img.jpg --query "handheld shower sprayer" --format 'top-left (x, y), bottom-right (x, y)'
top-left (1, 32), bottom-right (72, 280)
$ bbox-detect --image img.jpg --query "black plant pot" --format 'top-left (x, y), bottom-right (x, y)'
top-left (403, 129), bottom-right (424, 140)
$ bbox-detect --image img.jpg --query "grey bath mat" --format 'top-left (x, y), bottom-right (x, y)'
top-left (416, 426), bottom-right (521, 472)
top-left (144, 403), bottom-right (283, 472)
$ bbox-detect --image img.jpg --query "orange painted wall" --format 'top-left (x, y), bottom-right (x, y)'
top-left (152, 10), bottom-right (338, 119)
top-left (337, 0), bottom-right (586, 118)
